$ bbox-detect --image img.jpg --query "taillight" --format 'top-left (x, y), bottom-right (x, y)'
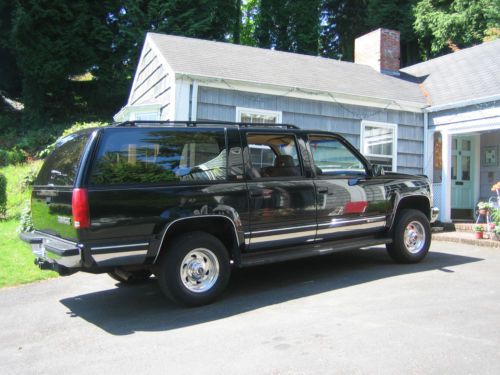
top-left (72, 188), bottom-right (90, 229)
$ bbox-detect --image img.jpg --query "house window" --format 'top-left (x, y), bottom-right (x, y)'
top-left (361, 121), bottom-right (397, 171)
top-left (236, 107), bottom-right (282, 124)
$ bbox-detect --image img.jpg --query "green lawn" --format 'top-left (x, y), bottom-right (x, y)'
top-left (0, 161), bottom-right (57, 287)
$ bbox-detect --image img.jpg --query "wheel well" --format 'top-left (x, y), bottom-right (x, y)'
top-left (156, 217), bottom-right (238, 262)
top-left (395, 196), bottom-right (431, 221)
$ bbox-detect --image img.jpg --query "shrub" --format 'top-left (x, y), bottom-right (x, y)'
top-left (18, 204), bottom-right (34, 232)
top-left (21, 165), bottom-right (40, 192)
top-left (0, 147), bottom-right (27, 167)
top-left (0, 173), bottom-right (6, 218)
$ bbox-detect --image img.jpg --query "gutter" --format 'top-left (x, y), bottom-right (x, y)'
top-left (425, 94), bottom-right (500, 113)
top-left (176, 72), bottom-right (427, 114)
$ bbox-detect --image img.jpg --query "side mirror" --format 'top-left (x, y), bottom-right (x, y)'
top-left (371, 164), bottom-right (385, 176)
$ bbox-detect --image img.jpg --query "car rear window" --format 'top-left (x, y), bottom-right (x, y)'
top-left (35, 132), bottom-right (90, 186)
top-left (89, 128), bottom-right (227, 186)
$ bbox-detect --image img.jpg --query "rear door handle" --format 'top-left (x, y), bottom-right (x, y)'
top-left (249, 191), bottom-right (263, 198)
top-left (317, 187), bottom-right (331, 194)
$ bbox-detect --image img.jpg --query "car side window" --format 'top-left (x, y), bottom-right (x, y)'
top-left (89, 128), bottom-right (227, 185)
top-left (246, 133), bottom-right (302, 178)
top-left (308, 135), bottom-right (366, 177)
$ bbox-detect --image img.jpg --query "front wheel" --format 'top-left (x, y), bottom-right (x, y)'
top-left (386, 209), bottom-right (431, 263)
top-left (157, 232), bottom-right (231, 307)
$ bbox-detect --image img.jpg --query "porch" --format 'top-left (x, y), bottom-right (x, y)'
top-left (430, 123), bottom-right (500, 222)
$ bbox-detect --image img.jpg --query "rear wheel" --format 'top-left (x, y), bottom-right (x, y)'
top-left (157, 232), bottom-right (231, 307)
top-left (108, 269), bottom-right (152, 284)
top-left (386, 209), bottom-right (431, 263)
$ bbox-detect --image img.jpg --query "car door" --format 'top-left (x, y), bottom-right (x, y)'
top-left (242, 130), bottom-right (316, 250)
top-left (307, 133), bottom-right (388, 242)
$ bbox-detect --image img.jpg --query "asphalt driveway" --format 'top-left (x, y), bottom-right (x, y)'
top-left (1, 242), bottom-right (499, 374)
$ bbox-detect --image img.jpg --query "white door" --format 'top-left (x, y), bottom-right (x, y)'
top-left (451, 136), bottom-right (474, 209)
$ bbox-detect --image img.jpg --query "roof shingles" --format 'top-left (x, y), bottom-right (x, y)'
top-left (148, 33), bottom-right (426, 105)
top-left (401, 39), bottom-right (500, 106)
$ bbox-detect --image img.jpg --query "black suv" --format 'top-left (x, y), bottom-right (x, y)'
top-left (21, 121), bottom-right (439, 306)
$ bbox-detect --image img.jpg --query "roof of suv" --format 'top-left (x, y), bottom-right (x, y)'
top-left (112, 120), bottom-right (301, 130)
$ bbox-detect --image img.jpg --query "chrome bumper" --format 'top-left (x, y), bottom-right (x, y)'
top-left (430, 207), bottom-right (440, 223)
top-left (20, 231), bottom-right (82, 271)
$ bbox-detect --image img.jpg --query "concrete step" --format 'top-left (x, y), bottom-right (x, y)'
top-left (452, 222), bottom-right (498, 233)
top-left (433, 231), bottom-right (500, 248)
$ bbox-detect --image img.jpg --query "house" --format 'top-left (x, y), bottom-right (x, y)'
top-left (114, 29), bottom-right (500, 222)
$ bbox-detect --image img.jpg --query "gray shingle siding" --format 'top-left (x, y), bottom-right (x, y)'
top-left (197, 86), bottom-right (424, 173)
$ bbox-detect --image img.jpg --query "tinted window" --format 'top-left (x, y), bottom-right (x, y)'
top-left (36, 133), bottom-right (90, 186)
top-left (249, 144), bottom-right (276, 168)
top-left (89, 129), bottom-right (227, 185)
top-left (246, 134), bottom-right (301, 178)
top-left (309, 135), bottom-right (366, 177)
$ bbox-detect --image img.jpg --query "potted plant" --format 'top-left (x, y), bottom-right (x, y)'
top-left (494, 227), bottom-right (500, 241)
top-left (473, 225), bottom-right (484, 239)
top-left (477, 202), bottom-right (493, 215)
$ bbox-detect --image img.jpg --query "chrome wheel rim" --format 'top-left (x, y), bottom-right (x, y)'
top-left (404, 221), bottom-right (426, 254)
top-left (180, 248), bottom-right (219, 293)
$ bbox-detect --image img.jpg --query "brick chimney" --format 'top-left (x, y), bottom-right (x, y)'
top-left (355, 28), bottom-right (400, 76)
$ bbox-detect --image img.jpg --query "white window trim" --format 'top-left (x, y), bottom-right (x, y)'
top-left (236, 107), bottom-right (282, 123)
top-left (360, 120), bottom-right (398, 171)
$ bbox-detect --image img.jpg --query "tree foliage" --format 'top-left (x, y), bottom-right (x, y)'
top-left (0, 0), bottom-right (22, 97)
top-left (413, 0), bottom-right (500, 58)
top-left (255, 0), bottom-right (321, 55)
top-left (0, 0), bottom-right (498, 130)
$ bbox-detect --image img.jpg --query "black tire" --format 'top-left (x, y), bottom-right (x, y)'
top-left (386, 209), bottom-right (431, 264)
top-left (157, 232), bottom-right (231, 307)
top-left (108, 269), bottom-right (152, 284)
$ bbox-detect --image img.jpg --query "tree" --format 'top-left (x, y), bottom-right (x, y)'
top-left (255, 0), bottom-right (321, 55)
top-left (12, 0), bottom-right (119, 125)
top-left (0, 0), bottom-right (22, 98)
top-left (413, 0), bottom-right (500, 58)
top-left (114, 0), bottom-right (239, 79)
top-left (320, 0), bottom-right (369, 60)
top-left (240, 0), bottom-right (259, 46)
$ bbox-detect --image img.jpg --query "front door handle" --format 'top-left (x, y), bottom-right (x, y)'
top-left (249, 191), bottom-right (263, 198)
top-left (317, 187), bottom-right (331, 194)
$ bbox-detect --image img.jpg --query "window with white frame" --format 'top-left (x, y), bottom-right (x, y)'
top-left (236, 107), bottom-right (282, 124)
top-left (360, 121), bottom-right (397, 171)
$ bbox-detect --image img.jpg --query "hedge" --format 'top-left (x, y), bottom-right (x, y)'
top-left (0, 173), bottom-right (6, 218)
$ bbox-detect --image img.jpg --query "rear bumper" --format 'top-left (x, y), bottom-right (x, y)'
top-left (20, 232), bottom-right (81, 274)
top-left (430, 206), bottom-right (440, 223)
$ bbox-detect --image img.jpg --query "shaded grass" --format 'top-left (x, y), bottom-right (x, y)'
top-left (0, 161), bottom-right (57, 287)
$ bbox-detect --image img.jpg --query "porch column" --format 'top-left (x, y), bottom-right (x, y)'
top-left (473, 134), bottom-right (481, 205)
top-left (441, 130), bottom-right (452, 222)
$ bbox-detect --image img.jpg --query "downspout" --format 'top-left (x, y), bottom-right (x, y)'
top-left (423, 111), bottom-right (429, 177)
top-left (189, 80), bottom-right (198, 121)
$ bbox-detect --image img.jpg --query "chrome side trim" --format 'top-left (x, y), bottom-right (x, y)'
top-left (317, 215), bottom-right (386, 227)
top-left (91, 242), bottom-right (149, 251)
top-left (93, 249), bottom-right (148, 264)
top-left (250, 224), bottom-right (317, 235)
top-left (154, 214), bottom-right (241, 263)
top-left (251, 230), bottom-right (317, 244)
